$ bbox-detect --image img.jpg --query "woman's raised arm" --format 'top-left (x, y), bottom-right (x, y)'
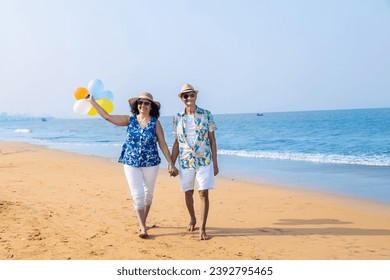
top-left (86, 95), bottom-right (129, 126)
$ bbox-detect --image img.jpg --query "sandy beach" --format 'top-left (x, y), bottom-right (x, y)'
top-left (1, 141), bottom-right (390, 260)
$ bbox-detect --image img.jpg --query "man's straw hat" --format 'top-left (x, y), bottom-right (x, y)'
top-left (178, 83), bottom-right (199, 98)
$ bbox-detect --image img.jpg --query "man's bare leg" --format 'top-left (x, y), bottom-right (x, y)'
top-left (185, 190), bottom-right (196, 231)
top-left (199, 190), bottom-right (209, 240)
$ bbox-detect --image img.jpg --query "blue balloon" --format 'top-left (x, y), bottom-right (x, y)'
top-left (94, 90), bottom-right (114, 101)
top-left (88, 79), bottom-right (104, 96)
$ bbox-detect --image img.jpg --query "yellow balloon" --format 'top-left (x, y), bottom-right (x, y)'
top-left (74, 87), bottom-right (89, 100)
top-left (97, 99), bottom-right (114, 113)
top-left (87, 99), bottom-right (113, 116)
top-left (88, 106), bottom-right (98, 116)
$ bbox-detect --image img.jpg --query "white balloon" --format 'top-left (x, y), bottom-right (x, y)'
top-left (73, 99), bottom-right (92, 115)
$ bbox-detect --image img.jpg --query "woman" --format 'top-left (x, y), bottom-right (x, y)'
top-left (86, 92), bottom-right (176, 238)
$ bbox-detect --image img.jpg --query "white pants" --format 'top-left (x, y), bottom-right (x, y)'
top-left (179, 163), bottom-right (215, 192)
top-left (123, 164), bottom-right (159, 210)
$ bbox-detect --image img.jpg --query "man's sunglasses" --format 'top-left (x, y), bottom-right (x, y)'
top-left (182, 93), bottom-right (196, 100)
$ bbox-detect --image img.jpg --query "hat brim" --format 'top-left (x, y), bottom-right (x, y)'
top-left (178, 89), bottom-right (199, 98)
top-left (128, 97), bottom-right (161, 108)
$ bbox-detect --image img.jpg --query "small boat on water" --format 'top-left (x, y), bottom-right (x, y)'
top-left (41, 117), bottom-right (47, 122)
top-left (256, 113), bottom-right (264, 116)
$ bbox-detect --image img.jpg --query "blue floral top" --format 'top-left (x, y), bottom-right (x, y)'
top-left (118, 116), bottom-right (161, 167)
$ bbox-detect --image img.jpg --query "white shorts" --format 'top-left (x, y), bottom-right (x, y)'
top-left (123, 164), bottom-right (159, 210)
top-left (179, 163), bottom-right (215, 192)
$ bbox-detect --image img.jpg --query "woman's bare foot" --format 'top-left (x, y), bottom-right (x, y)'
top-left (139, 228), bottom-right (149, 239)
top-left (146, 224), bottom-right (156, 230)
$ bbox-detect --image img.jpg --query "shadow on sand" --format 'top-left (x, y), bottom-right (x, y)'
top-left (151, 219), bottom-right (390, 238)
top-left (207, 218), bottom-right (390, 237)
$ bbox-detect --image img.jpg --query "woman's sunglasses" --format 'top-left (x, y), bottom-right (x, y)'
top-left (182, 93), bottom-right (196, 100)
top-left (137, 100), bottom-right (151, 106)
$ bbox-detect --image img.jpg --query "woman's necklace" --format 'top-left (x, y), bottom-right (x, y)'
top-left (137, 115), bottom-right (150, 129)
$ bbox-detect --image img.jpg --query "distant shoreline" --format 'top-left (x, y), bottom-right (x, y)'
top-left (1, 106), bottom-right (390, 119)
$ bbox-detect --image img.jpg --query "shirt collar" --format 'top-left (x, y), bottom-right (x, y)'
top-left (181, 106), bottom-right (200, 116)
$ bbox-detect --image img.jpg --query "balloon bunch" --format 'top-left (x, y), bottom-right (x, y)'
top-left (73, 79), bottom-right (114, 116)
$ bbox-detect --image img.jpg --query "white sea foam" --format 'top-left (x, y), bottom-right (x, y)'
top-left (66, 142), bottom-right (121, 147)
top-left (218, 149), bottom-right (390, 167)
top-left (14, 129), bottom-right (32, 133)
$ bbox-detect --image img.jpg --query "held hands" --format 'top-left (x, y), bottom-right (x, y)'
top-left (168, 164), bottom-right (179, 177)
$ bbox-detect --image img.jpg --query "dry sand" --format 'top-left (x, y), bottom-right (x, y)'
top-left (1, 141), bottom-right (390, 260)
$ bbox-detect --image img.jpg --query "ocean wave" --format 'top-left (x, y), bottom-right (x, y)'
top-left (218, 150), bottom-right (390, 167)
top-left (14, 129), bottom-right (32, 133)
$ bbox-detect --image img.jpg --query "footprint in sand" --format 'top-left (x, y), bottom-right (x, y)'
top-left (28, 229), bottom-right (44, 241)
top-left (139, 249), bottom-right (150, 254)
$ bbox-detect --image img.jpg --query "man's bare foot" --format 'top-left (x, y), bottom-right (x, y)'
top-left (186, 219), bottom-right (196, 232)
top-left (200, 231), bottom-right (209, 240)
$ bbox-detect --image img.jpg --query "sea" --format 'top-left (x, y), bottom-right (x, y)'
top-left (1, 108), bottom-right (390, 204)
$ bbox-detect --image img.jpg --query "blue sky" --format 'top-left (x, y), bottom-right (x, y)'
top-left (1, 0), bottom-right (390, 117)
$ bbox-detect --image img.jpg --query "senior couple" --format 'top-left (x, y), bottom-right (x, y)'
top-left (86, 83), bottom-right (218, 240)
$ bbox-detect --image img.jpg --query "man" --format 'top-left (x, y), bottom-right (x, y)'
top-left (171, 83), bottom-right (219, 240)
